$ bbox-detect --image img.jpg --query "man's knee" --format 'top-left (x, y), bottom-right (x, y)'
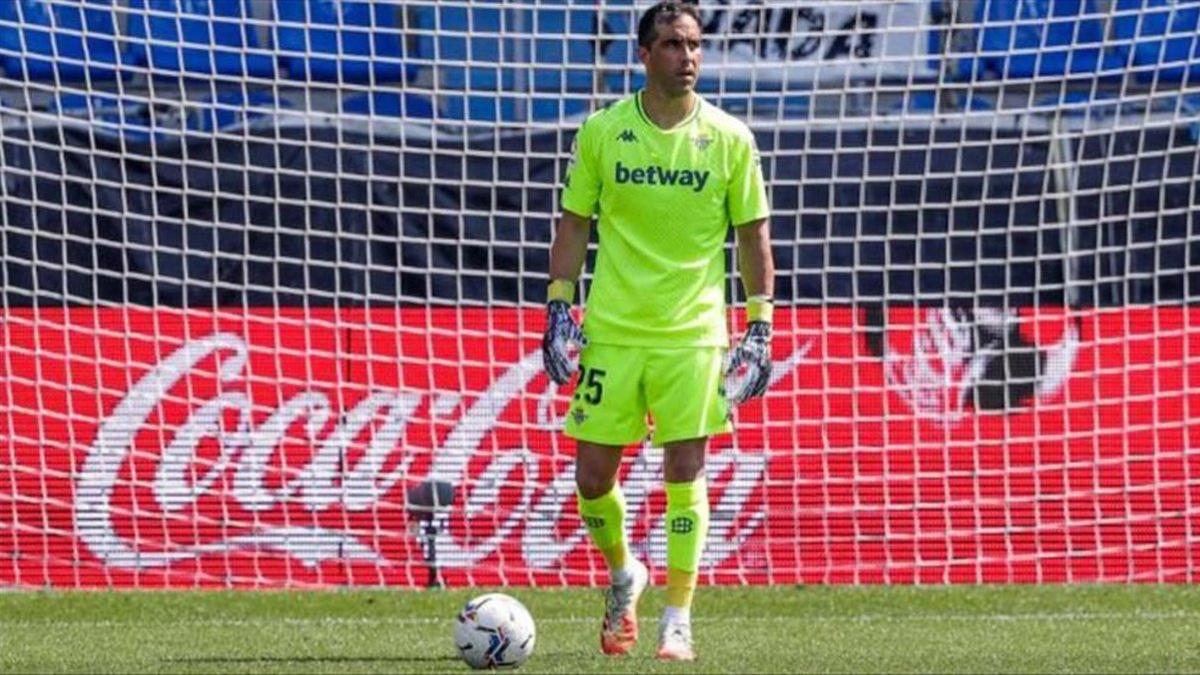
top-left (664, 439), bottom-right (707, 483)
top-left (664, 456), bottom-right (705, 483)
top-left (575, 469), bottom-right (617, 500)
top-left (575, 442), bottom-right (623, 499)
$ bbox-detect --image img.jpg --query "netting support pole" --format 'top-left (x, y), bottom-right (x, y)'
top-left (1050, 114), bottom-right (1083, 309)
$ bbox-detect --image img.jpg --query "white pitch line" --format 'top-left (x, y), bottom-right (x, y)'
top-left (1, 611), bottom-right (1198, 629)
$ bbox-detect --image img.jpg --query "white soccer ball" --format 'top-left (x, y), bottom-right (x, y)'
top-left (453, 593), bottom-right (537, 669)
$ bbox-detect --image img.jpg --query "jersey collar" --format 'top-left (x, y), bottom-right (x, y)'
top-left (635, 90), bottom-right (701, 133)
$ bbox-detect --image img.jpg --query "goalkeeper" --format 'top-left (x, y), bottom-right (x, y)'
top-left (542, 0), bottom-right (773, 663)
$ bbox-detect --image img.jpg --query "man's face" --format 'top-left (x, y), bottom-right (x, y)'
top-left (638, 14), bottom-right (702, 96)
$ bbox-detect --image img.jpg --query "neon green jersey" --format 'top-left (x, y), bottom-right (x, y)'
top-left (561, 91), bottom-right (770, 348)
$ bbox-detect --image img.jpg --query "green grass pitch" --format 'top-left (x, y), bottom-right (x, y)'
top-left (4, 585), bottom-right (1200, 673)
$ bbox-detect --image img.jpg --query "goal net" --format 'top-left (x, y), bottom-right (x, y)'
top-left (2, 0), bottom-right (1199, 588)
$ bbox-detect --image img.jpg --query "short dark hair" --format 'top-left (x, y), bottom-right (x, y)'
top-left (637, 1), bottom-right (702, 48)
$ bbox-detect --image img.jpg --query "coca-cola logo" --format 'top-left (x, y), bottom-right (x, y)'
top-left (75, 333), bottom-right (804, 572)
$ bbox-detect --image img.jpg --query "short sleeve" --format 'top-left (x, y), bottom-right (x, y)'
top-left (727, 131), bottom-right (770, 227)
top-left (560, 118), bottom-right (602, 218)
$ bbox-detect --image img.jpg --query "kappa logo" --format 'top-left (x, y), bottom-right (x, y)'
top-left (617, 129), bottom-right (637, 143)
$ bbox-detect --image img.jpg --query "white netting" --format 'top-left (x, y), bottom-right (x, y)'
top-left (2, 0), bottom-right (1199, 588)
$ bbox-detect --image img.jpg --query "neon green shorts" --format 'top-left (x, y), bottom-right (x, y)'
top-left (563, 343), bottom-right (731, 447)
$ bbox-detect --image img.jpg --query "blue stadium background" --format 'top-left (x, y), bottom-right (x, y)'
top-left (1, 0), bottom-right (1197, 308)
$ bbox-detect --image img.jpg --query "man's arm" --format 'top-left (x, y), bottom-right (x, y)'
top-left (726, 218), bottom-right (774, 404)
top-left (735, 218), bottom-right (773, 303)
top-left (542, 209), bottom-right (592, 385)
top-left (549, 210), bottom-right (592, 284)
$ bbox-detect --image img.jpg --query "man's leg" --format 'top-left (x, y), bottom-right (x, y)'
top-left (643, 345), bottom-right (726, 661)
top-left (658, 436), bottom-right (710, 661)
top-left (576, 440), bottom-right (649, 656)
top-left (567, 342), bottom-right (652, 655)
top-left (575, 440), bottom-right (628, 569)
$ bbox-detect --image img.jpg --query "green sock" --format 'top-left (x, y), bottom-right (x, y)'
top-left (577, 484), bottom-right (629, 572)
top-left (664, 477), bottom-right (710, 609)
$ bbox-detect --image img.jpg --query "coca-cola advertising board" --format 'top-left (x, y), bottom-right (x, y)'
top-left (3, 307), bottom-right (1198, 587)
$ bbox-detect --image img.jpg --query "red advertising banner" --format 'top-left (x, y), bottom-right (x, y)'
top-left (3, 307), bottom-right (1199, 587)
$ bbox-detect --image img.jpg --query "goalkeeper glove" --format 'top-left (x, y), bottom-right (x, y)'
top-left (543, 299), bottom-right (586, 385)
top-left (726, 320), bottom-right (773, 405)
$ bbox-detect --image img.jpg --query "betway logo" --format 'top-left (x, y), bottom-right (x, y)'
top-left (615, 160), bottom-right (710, 192)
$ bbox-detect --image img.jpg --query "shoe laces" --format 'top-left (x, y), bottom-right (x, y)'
top-left (605, 582), bottom-right (634, 627)
top-left (661, 619), bottom-right (692, 646)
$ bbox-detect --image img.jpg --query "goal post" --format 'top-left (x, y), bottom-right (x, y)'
top-left (2, 0), bottom-right (1200, 588)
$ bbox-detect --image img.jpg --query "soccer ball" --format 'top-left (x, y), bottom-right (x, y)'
top-left (453, 593), bottom-right (537, 669)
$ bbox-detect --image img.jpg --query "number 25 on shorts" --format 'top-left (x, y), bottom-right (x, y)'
top-left (574, 365), bottom-right (606, 405)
